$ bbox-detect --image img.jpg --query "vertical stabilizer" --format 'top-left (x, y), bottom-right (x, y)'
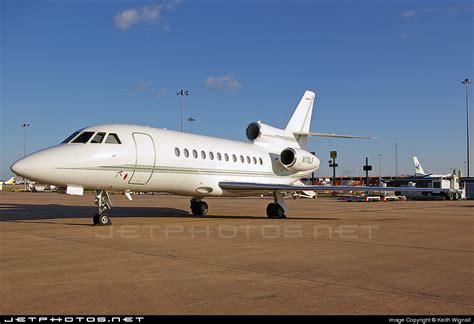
top-left (285, 90), bottom-right (316, 149)
top-left (413, 156), bottom-right (426, 175)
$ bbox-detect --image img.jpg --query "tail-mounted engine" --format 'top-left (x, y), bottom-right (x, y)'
top-left (246, 122), bottom-right (297, 148)
top-left (280, 147), bottom-right (320, 172)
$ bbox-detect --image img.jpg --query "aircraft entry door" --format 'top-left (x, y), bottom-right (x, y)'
top-left (128, 133), bottom-right (156, 185)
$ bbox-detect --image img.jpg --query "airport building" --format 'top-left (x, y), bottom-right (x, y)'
top-left (305, 174), bottom-right (465, 200)
top-left (459, 177), bottom-right (474, 199)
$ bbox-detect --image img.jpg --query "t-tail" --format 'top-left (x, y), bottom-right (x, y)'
top-left (246, 90), bottom-right (372, 151)
top-left (285, 90), bottom-right (316, 150)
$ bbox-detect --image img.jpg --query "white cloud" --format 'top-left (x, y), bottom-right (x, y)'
top-left (400, 10), bottom-right (416, 18)
top-left (115, 9), bottom-right (140, 30)
top-left (164, 0), bottom-right (183, 11)
top-left (141, 5), bottom-right (161, 21)
top-left (153, 88), bottom-right (168, 97)
top-left (115, 1), bottom-right (181, 30)
top-left (202, 73), bottom-right (242, 92)
top-left (129, 81), bottom-right (152, 94)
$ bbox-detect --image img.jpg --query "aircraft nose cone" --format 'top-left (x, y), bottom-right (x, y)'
top-left (11, 156), bottom-right (37, 179)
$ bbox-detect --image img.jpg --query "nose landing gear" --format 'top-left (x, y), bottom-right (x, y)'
top-left (190, 198), bottom-right (208, 216)
top-left (93, 190), bottom-right (113, 226)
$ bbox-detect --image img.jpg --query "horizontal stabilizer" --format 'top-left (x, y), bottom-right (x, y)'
top-left (293, 131), bottom-right (375, 139)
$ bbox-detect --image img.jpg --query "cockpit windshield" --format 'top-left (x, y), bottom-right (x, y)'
top-left (72, 132), bottom-right (95, 143)
top-left (105, 133), bottom-right (122, 144)
top-left (62, 131), bottom-right (122, 144)
top-left (61, 131), bottom-right (80, 144)
top-left (91, 132), bottom-right (106, 143)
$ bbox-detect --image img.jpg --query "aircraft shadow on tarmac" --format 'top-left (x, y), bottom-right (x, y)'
top-left (0, 203), bottom-right (339, 223)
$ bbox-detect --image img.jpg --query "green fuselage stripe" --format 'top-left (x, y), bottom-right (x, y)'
top-left (59, 164), bottom-right (303, 179)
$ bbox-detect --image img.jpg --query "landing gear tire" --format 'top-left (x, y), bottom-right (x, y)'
top-left (93, 212), bottom-right (112, 226)
top-left (191, 200), bottom-right (208, 216)
top-left (266, 203), bottom-right (275, 218)
top-left (98, 213), bottom-right (112, 226)
top-left (266, 203), bottom-right (286, 219)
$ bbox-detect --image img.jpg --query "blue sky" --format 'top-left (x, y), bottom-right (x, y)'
top-left (1, 0), bottom-right (472, 179)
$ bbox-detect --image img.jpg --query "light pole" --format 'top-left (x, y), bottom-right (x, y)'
top-left (394, 139), bottom-right (398, 176)
top-left (462, 78), bottom-right (471, 177)
top-left (176, 89), bottom-right (189, 132)
top-left (187, 117), bottom-right (195, 133)
top-left (21, 123), bottom-right (30, 191)
top-left (378, 154), bottom-right (382, 184)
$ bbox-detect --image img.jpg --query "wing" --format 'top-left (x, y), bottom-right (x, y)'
top-left (219, 182), bottom-right (450, 193)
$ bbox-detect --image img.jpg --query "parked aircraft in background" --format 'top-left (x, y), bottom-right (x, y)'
top-left (413, 156), bottom-right (454, 178)
top-left (0, 177), bottom-right (16, 185)
top-left (11, 90), bottom-right (448, 225)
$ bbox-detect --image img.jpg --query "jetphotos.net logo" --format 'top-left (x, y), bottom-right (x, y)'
top-left (94, 224), bottom-right (380, 240)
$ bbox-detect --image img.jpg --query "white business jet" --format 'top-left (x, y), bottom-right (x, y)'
top-left (11, 90), bottom-right (447, 225)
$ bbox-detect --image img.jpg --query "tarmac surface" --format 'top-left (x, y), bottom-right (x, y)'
top-left (0, 191), bottom-right (473, 314)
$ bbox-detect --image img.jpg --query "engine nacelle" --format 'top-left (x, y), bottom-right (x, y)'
top-left (246, 121), bottom-right (297, 149)
top-left (280, 148), bottom-right (320, 172)
top-left (246, 122), bottom-right (287, 141)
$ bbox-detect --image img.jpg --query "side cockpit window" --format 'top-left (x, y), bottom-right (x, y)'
top-left (62, 131), bottom-right (80, 144)
top-left (105, 133), bottom-right (122, 144)
top-left (91, 132), bottom-right (106, 143)
top-left (71, 132), bottom-right (95, 144)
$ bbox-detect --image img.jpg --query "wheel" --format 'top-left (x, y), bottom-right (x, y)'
top-left (266, 203), bottom-right (275, 218)
top-left (266, 203), bottom-right (286, 219)
top-left (191, 201), bottom-right (208, 215)
top-left (447, 192), bottom-right (454, 201)
top-left (273, 204), bottom-right (286, 219)
top-left (455, 192), bottom-right (461, 200)
top-left (93, 213), bottom-right (100, 225)
top-left (97, 213), bottom-right (112, 226)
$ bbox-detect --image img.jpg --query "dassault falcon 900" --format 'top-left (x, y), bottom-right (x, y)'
top-left (11, 90), bottom-right (446, 225)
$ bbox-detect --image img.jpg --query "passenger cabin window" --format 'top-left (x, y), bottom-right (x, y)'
top-left (175, 148), bottom-right (180, 157)
top-left (91, 132), bottom-right (106, 144)
top-left (217, 152), bottom-right (221, 161)
top-left (209, 152), bottom-right (214, 160)
top-left (192, 150), bottom-right (198, 158)
top-left (259, 157), bottom-right (263, 165)
top-left (232, 154), bottom-right (237, 162)
top-left (240, 155), bottom-right (244, 163)
top-left (72, 132), bottom-right (95, 144)
top-left (184, 149), bottom-right (189, 158)
top-left (253, 157), bottom-right (257, 164)
top-left (201, 151), bottom-right (206, 159)
top-left (225, 153), bottom-right (229, 162)
top-left (246, 156), bottom-right (251, 164)
top-left (62, 131), bottom-right (80, 144)
top-left (105, 133), bottom-right (121, 144)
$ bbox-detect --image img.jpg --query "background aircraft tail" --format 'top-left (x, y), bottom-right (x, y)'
top-left (3, 177), bottom-right (16, 185)
top-left (413, 156), bottom-right (426, 175)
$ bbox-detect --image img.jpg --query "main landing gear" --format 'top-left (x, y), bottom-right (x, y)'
top-left (266, 192), bottom-right (288, 219)
top-left (190, 198), bottom-right (208, 216)
top-left (93, 190), bottom-right (113, 226)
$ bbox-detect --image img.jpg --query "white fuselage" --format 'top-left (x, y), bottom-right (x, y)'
top-left (11, 124), bottom-right (319, 197)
